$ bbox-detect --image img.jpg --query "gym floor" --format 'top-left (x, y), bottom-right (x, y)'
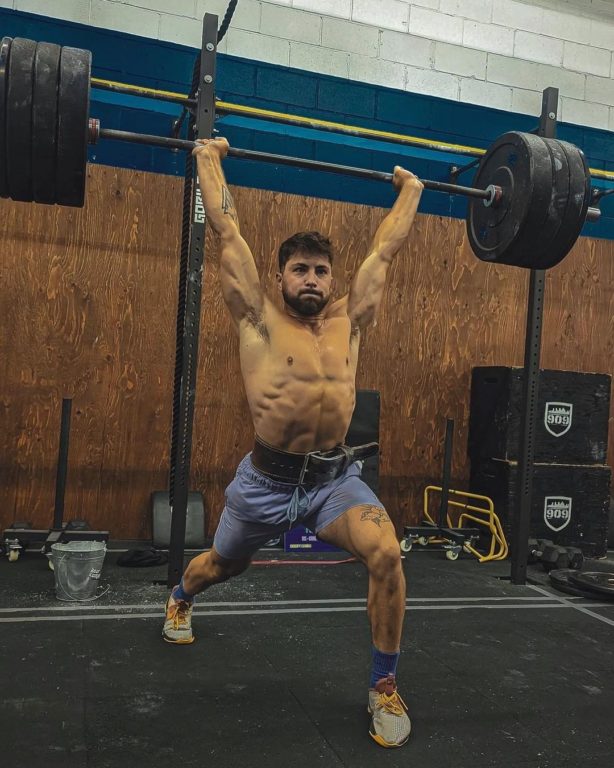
top-left (2, 546), bottom-right (614, 768)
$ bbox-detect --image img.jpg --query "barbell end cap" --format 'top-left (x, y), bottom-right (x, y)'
top-left (483, 184), bottom-right (502, 208)
top-left (586, 206), bottom-right (601, 223)
top-left (88, 118), bottom-right (100, 145)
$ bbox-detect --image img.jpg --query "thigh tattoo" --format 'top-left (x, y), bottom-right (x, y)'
top-left (357, 505), bottom-right (392, 528)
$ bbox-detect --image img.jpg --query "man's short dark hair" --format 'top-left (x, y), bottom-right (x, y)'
top-left (278, 231), bottom-right (333, 272)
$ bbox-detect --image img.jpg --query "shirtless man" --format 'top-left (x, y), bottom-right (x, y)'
top-left (163, 137), bottom-right (423, 749)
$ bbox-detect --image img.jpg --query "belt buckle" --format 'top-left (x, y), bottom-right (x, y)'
top-left (306, 448), bottom-right (349, 485)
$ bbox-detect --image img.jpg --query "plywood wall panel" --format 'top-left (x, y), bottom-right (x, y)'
top-left (0, 166), bottom-right (183, 538)
top-left (1, 164), bottom-right (613, 540)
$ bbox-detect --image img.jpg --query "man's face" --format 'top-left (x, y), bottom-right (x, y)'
top-left (277, 251), bottom-right (333, 317)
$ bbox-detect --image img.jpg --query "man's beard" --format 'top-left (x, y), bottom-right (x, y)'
top-left (282, 287), bottom-right (329, 316)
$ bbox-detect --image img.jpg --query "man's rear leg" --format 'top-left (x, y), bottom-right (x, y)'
top-left (163, 547), bottom-right (251, 644)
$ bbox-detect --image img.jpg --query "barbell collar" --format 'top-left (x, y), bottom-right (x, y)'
top-left (97, 127), bottom-right (496, 200)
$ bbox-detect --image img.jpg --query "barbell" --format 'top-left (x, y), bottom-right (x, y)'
top-left (0, 36), bottom-right (601, 270)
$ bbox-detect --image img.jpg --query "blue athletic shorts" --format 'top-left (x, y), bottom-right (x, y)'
top-left (212, 453), bottom-right (384, 561)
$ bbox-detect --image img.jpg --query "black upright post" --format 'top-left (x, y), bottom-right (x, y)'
top-left (166, 14), bottom-right (218, 587)
top-left (53, 397), bottom-right (72, 530)
top-left (510, 87), bottom-right (558, 585)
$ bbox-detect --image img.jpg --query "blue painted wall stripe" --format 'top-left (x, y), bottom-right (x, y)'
top-left (1, 8), bottom-right (613, 239)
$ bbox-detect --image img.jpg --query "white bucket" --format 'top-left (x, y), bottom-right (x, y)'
top-left (51, 540), bottom-right (107, 602)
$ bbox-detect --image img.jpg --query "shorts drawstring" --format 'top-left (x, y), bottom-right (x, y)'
top-left (286, 485), bottom-right (310, 526)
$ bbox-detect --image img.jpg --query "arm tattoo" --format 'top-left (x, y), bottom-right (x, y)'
top-left (221, 186), bottom-right (238, 223)
top-left (359, 505), bottom-right (392, 528)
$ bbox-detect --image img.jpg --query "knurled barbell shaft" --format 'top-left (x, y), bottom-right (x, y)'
top-left (97, 127), bottom-right (496, 201)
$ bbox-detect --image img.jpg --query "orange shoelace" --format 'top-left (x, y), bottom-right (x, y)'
top-left (168, 601), bottom-right (191, 630)
top-left (376, 690), bottom-right (408, 716)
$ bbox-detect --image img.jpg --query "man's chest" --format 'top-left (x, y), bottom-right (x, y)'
top-left (270, 318), bottom-right (355, 373)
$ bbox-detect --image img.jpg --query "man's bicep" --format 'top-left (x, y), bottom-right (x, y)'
top-left (219, 232), bottom-right (265, 323)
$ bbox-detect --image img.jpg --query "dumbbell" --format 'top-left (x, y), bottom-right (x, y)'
top-left (528, 538), bottom-right (584, 571)
top-left (528, 538), bottom-right (553, 563)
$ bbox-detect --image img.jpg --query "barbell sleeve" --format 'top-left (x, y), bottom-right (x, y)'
top-left (96, 127), bottom-right (496, 201)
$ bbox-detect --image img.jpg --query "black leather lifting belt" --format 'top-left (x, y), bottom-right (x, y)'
top-left (251, 436), bottom-right (379, 487)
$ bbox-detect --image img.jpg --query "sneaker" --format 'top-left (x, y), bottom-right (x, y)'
top-left (368, 675), bottom-right (411, 748)
top-left (162, 593), bottom-right (195, 644)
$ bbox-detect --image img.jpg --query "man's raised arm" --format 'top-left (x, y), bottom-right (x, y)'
top-left (346, 168), bottom-right (423, 330)
top-left (193, 138), bottom-right (264, 328)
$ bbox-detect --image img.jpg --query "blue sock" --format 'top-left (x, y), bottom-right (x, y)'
top-left (172, 578), bottom-right (194, 604)
top-left (370, 646), bottom-right (400, 688)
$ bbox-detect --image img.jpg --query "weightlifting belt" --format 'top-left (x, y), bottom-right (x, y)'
top-left (251, 436), bottom-right (379, 487)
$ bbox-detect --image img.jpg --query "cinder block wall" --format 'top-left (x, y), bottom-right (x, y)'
top-left (6, 0), bottom-right (614, 131)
